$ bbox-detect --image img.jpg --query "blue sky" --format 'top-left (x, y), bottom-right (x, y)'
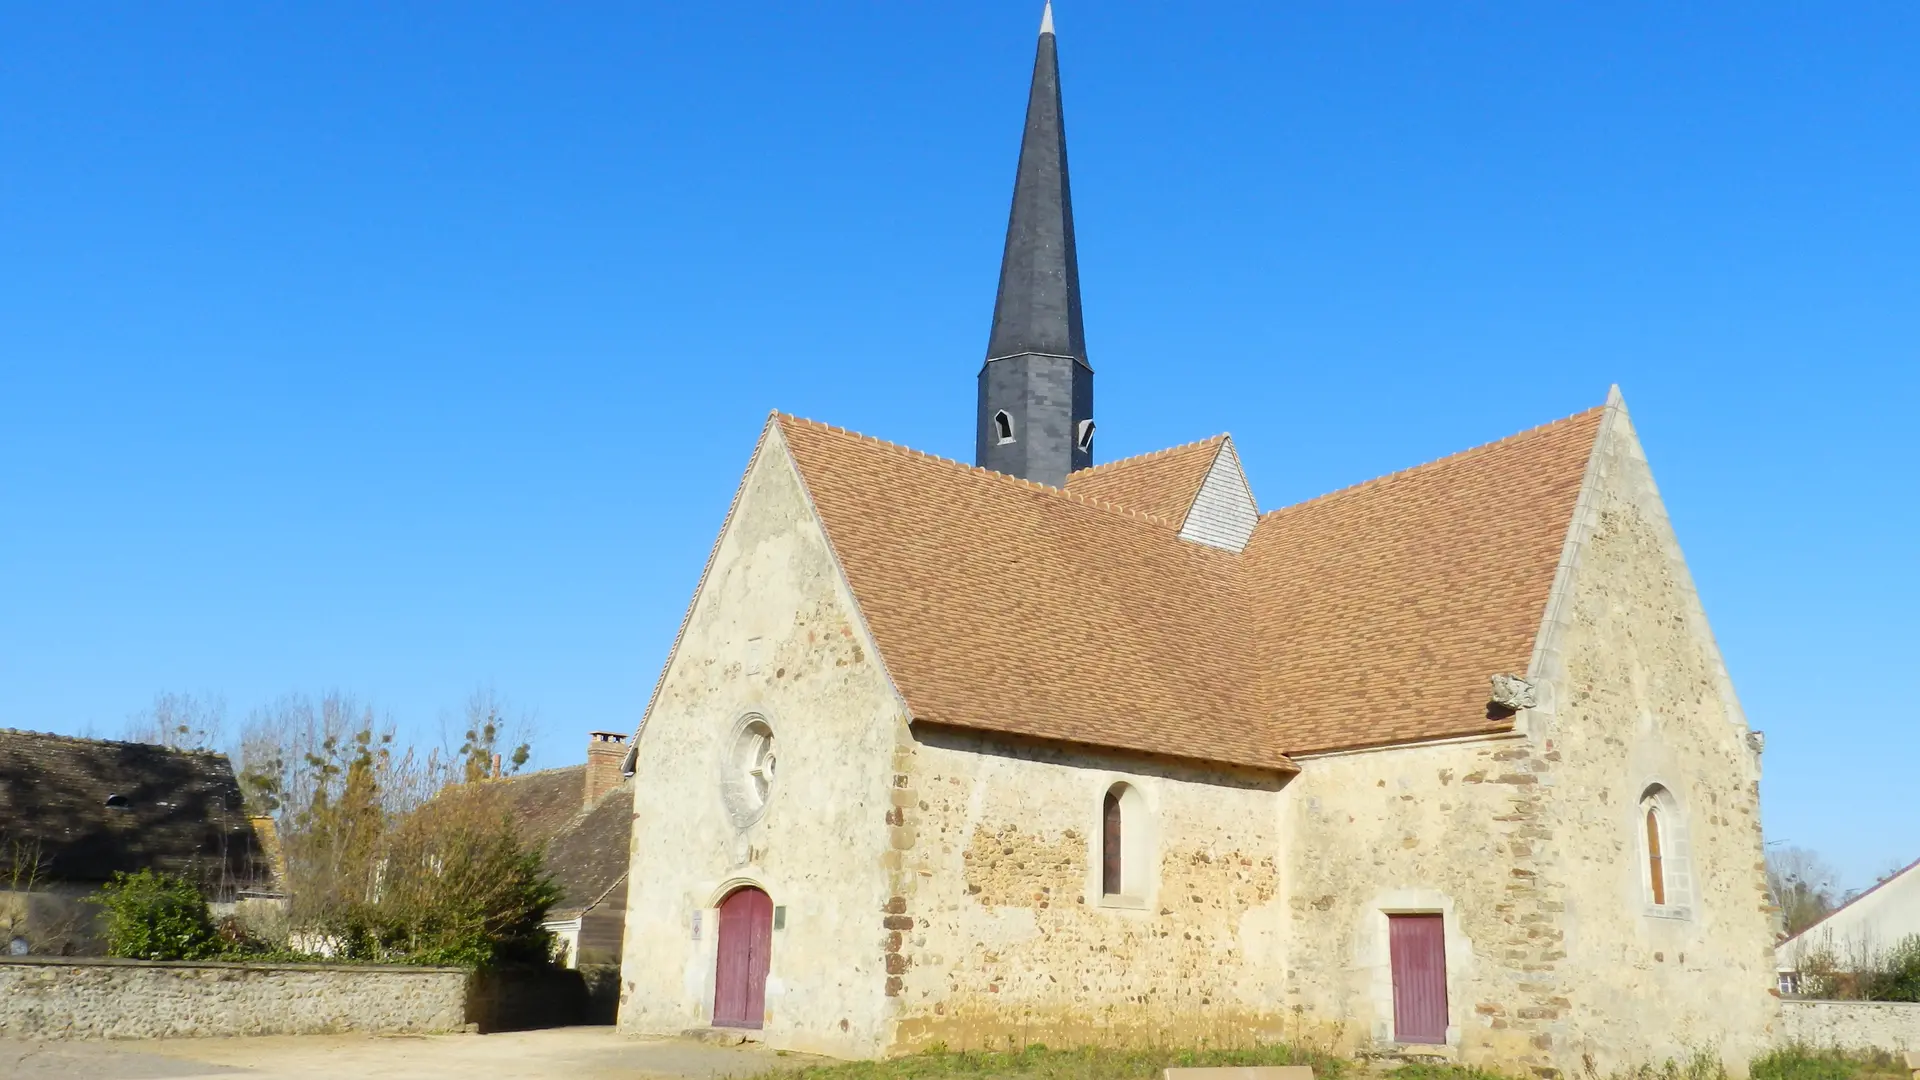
top-left (1, 2), bottom-right (1913, 890)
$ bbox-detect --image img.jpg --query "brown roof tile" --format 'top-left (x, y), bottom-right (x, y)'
top-left (779, 418), bottom-right (1283, 771)
top-left (1063, 436), bottom-right (1226, 526)
top-left (755, 406), bottom-right (1603, 768)
top-left (1246, 407), bottom-right (1606, 753)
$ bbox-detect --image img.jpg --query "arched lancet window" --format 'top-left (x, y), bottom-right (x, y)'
top-left (1645, 806), bottom-right (1666, 906)
top-left (1639, 784), bottom-right (1689, 914)
top-left (1102, 788), bottom-right (1123, 896)
top-left (1098, 782), bottom-right (1152, 903)
top-left (994, 410), bottom-right (1016, 444)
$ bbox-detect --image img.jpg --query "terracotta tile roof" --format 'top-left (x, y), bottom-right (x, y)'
top-left (1245, 407), bottom-right (1606, 753)
top-left (778, 417), bottom-right (1284, 771)
top-left (763, 405), bottom-right (1605, 768)
top-left (0, 729), bottom-right (272, 895)
top-left (1063, 436), bottom-right (1226, 526)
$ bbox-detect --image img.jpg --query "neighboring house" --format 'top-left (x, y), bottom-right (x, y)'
top-left (1776, 858), bottom-right (1920, 995)
top-left (616, 9), bottom-right (1776, 1076)
top-left (0, 728), bottom-right (274, 954)
top-left (461, 731), bottom-right (633, 969)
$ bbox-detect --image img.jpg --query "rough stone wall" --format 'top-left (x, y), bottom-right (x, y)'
top-left (0, 957), bottom-right (466, 1038)
top-left (1779, 1002), bottom-right (1920, 1053)
top-left (619, 424), bottom-right (901, 1058)
top-left (1281, 735), bottom-right (1562, 1065)
top-left (1525, 401), bottom-right (1777, 1075)
top-left (1278, 398), bottom-right (1774, 1078)
top-left (885, 728), bottom-right (1289, 1052)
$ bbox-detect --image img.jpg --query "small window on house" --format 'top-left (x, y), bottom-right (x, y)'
top-left (104, 793), bottom-right (130, 810)
top-left (1076, 419), bottom-right (1096, 452)
top-left (994, 410), bottom-right (1016, 444)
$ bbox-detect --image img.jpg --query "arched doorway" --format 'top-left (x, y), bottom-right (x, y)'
top-left (713, 886), bottom-right (773, 1029)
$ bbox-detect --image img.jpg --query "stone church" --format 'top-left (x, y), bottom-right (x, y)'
top-left (618, 6), bottom-right (1777, 1073)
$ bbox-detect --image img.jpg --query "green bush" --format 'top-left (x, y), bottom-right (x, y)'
top-left (91, 869), bottom-right (224, 961)
top-left (1861, 935), bottom-right (1920, 1002)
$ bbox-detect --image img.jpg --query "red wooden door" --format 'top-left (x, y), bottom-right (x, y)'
top-left (713, 887), bottom-right (773, 1029)
top-left (1389, 914), bottom-right (1448, 1044)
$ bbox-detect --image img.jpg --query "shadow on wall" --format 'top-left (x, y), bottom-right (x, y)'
top-left (466, 965), bottom-right (619, 1031)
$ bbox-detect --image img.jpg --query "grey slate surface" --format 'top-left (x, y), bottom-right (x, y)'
top-left (978, 23), bottom-right (1094, 487)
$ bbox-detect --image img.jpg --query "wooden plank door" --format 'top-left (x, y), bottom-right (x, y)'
top-left (1388, 913), bottom-right (1448, 1044)
top-left (714, 887), bottom-right (773, 1029)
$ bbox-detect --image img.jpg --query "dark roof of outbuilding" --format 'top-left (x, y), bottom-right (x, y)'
top-left (0, 728), bottom-right (272, 893)
top-left (432, 765), bottom-right (630, 921)
top-left (542, 784), bottom-right (631, 920)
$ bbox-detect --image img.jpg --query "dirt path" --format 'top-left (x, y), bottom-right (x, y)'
top-left (0, 1027), bottom-right (810, 1080)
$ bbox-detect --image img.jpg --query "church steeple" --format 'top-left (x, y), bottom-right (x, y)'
top-left (976, 1), bottom-right (1094, 488)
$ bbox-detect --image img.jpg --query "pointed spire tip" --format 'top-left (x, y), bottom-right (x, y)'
top-left (1039, 1), bottom-right (1054, 36)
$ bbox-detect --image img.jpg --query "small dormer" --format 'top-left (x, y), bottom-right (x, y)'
top-left (1176, 438), bottom-right (1258, 552)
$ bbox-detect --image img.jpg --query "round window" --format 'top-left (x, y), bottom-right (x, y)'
top-left (722, 715), bottom-right (776, 827)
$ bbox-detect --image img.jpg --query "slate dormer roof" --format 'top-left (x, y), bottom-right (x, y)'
top-left (0, 728), bottom-right (272, 895)
top-left (751, 401), bottom-right (1607, 768)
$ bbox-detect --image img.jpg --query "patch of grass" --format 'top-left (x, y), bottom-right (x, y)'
top-left (750, 1043), bottom-right (1345, 1080)
top-left (1751, 1046), bottom-right (1908, 1080)
top-left (1388, 1065), bottom-right (1524, 1080)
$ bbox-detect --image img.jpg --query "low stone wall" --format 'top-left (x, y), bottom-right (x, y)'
top-left (1780, 1000), bottom-right (1920, 1053)
top-left (0, 956), bottom-right (469, 1039)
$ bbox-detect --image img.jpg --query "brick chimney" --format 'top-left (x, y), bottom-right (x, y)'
top-left (585, 731), bottom-right (629, 808)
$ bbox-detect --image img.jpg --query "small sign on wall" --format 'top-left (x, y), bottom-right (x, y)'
top-left (691, 910), bottom-right (703, 940)
top-left (773, 905), bottom-right (787, 931)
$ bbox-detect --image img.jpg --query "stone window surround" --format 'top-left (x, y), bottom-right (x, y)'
top-left (721, 712), bottom-right (778, 830)
top-left (1638, 782), bottom-right (1693, 920)
top-left (1090, 778), bottom-right (1156, 912)
top-left (1360, 889), bottom-right (1473, 1052)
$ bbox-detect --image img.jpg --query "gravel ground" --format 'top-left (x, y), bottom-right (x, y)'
top-left (0, 1027), bottom-right (808, 1080)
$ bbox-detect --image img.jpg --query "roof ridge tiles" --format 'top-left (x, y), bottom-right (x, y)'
top-left (1258, 404), bottom-right (1608, 521)
top-left (773, 412), bottom-right (1187, 529)
top-left (1070, 434), bottom-right (1228, 477)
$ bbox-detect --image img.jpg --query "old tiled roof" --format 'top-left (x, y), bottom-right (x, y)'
top-left (542, 783), bottom-right (632, 920)
top-left (0, 729), bottom-right (272, 892)
top-left (433, 766), bottom-right (630, 919)
top-left (436, 765), bottom-right (587, 850)
top-left (1246, 408), bottom-right (1606, 752)
top-left (771, 404), bottom-right (1607, 765)
top-left (781, 417), bottom-right (1278, 770)
top-left (1063, 436), bottom-right (1226, 527)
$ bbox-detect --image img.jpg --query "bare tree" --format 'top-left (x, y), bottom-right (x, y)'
top-left (124, 691), bottom-right (227, 750)
top-left (1768, 845), bottom-right (1841, 937)
top-left (449, 687), bottom-right (534, 782)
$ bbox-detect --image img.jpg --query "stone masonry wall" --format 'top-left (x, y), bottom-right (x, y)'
top-left (619, 424), bottom-right (899, 1059)
top-left (0, 957), bottom-right (467, 1039)
top-left (1528, 402), bottom-right (1777, 1075)
top-left (1282, 735), bottom-right (1562, 1066)
top-left (1779, 1002), bottom-right (1920, 1053)
top-left (885, 728), bottom-right (1289, 1052)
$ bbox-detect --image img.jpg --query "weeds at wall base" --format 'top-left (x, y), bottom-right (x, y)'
top-left (743, 1046), bottom-right (1909, 1080)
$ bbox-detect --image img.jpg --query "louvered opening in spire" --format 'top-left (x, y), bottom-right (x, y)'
top-left (976, 5), bottom-right (1094, 488)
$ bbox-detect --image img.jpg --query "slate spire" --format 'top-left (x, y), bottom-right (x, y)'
top-left (976, 1), bottom-right (1094, 487)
